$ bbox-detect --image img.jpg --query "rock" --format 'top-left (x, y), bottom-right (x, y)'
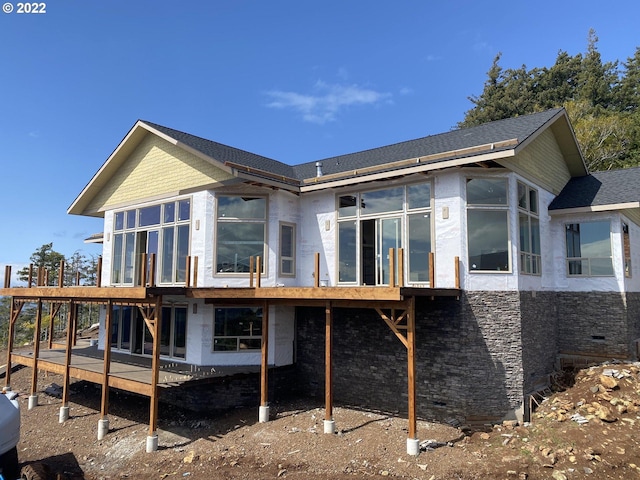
top-left (551, 471), bottom-right (568, 480)
top-left (596, 405), bottom-right (617, 422)
top-left (599, 375), bottom-right (619, 390)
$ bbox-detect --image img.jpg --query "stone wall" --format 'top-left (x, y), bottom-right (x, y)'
top-left (294, 290), bottom-right (639, 424)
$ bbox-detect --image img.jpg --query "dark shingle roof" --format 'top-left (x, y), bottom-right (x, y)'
top-left (293, 108), bottom-right (565, 179)
top-left (142, 108), bottom-right (565, 184)
top-left (549, 167), bottom-right (640, 210)
top-left (141, 121), bottom-right (298, 180)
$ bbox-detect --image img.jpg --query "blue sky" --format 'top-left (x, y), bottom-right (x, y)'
top-left (0, 0), bottom-right (638, 285)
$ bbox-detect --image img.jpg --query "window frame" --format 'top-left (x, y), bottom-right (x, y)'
top-left (279, 221), bottom-right (296, 277)
top-left (111, 198), bottom-right (191, 286)
top-left (213, 306), bottom-right (263, 352)
top-left (565, 220), bottom-right (614, 277)
top-left (214, 195), bottom-right (267, 275)
top-left (623, 222), bottom-right (632, 278)
top-left (335, 181), bottom-right (432, 286)
top-left (517, 181), bottom-right (541, 276)
top-left (466, 177), bottom-right (511, 274)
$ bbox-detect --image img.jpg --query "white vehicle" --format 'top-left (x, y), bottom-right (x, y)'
top-left (0, 390), bottom-right (20, 479)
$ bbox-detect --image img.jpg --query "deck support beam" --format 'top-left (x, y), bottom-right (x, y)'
top-left (60, 300), bottom-right (75, 423)
top-left (4, 300), bottom-right (23, 390)
top-left (147, 296), bottom-right (162, 452)
top-left (376, 297), bottom-right (419, 455)
top-left (259, 300), bottom-right (269, 422)
top-left (28, 299), bottom-right (43, 410)
top-left (98, 300), bottom-right (113, 440)
top-left (324, 301), bottom-right (335, 434)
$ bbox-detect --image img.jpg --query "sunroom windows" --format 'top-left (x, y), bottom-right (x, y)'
top-left (337, 182), bottom-right (431, 285)
top-left (466, 178), bottom-right (509, 272)
top-left (112, 199), bottom-right (191, 285)
top-left (216, 196), bottom-right (266, 274)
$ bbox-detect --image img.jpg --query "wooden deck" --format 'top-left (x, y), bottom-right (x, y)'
top-left (9, 344), bottom-right (260, 397)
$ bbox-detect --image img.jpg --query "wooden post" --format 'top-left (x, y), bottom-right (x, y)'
top-left (397, 248), bottom-right (405, 287)
top-left (454, 256), bottom-right (460, 289)
top-left (58, 260), bottom-right (65, 287)
top-left (148, 254), bottom-right (156, 287)
top-left (100, 300), bottom-right (113, 431)
top-left (249, 256), bottom-right (255, 288)
top-left (256, 257), bottom-right (262, 288)
top-left (61, 301), bottom-right (76, 420)
top-left (48, 303), bottom-right (55, 350)
top-left (140, 253), bottom-right (148, 287)
top-left (96, 256), bottom-right (103, 287)
top-left (325, 302), bottom-right (333, 424)
top-left (192, 256), bottom-right (198, 288)
top-left (30, 299), bottom-right (43, 404)
top-left (259, 301), bottom-right (269, 410)
top-left (185, 256), bottom-right (191, 287)
top-left (428, 252), bottom-right (435, 287)
top-left (148, 296), bottom-right (162, 449)
top-left (28, 264), bottom-right (33, 288)
top-left (389, 248), bottom-right (396, 287)
top-left (3, 265), bottom-right (10, 288)
top-left (4, 300), bottom-right (23, 388)
top-left (406, 297), bottom-right (417, 442)
top-left (314, 252), bottom-right (320, 288)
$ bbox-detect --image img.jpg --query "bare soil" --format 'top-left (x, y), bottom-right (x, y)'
top-left (4, 355), bottom-right (640, 480)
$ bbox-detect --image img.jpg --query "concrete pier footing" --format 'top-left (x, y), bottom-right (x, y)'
top-left (97, 418), bottom-right (109, 440)
top-left (259, 405), bottom-right (270, 423)
top-left (323, 419), bottom-right (336, 434)
top-left (59, 405), bottom-right (70, 423)
top-left (146, 434), bottom-right (159, 453)
top-left (407, 438), bottom-right (420, 456)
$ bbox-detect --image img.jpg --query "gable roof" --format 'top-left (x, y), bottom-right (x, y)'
top-left (549, 166), bottom-right (640, 213)
top-left (69, 108), bottom-right (585, 215)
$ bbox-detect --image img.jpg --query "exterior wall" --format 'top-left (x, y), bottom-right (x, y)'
top-left (85, 134), bottom-right (234, 213)
top-left (295, 293), bottom-right (530, 423)
top-left (298, 191), bottom-right (336, 286)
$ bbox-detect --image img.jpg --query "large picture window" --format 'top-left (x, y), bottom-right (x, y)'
top-left (466, 178), bottom-right (509, 272)
top-left (112, 199), bottom-right (191, 285)
top-left (213, 307), bottom-right (262, 352)
top-left (566, 221), bottom-right (613, 276)
top-left (216, 196), bottom-right (266, 273)
top-left (518, 182), bottom-right (541, 275)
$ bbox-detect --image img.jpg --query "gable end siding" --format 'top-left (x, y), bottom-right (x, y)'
top-left (85, 134), bottom-right (235, 212)
top-left (498, 129), bottom-right (572, 195)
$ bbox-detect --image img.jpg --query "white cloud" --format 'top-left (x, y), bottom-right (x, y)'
top-left (265, 81), bottom-right (392, 124)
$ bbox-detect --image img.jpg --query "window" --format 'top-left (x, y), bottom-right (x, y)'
top-left (213, 307), bottom-right (262, 352)
top-left (279, 222), bottom-right (296, 276)
top-left (160, 305), bottom-right (187, 359)
top-left (623, 222), bottom-right (632, 278)
top-left (336, 182), bottom-right (431, 285)
top-left (565, 221), bottom-right (613, 276)
top-left (216, 196), bottom-right (266, 273)
top-left (112, 199), bottom-right (191, 285)
top-left (518, 182), bottom-right (541, 275)
top-left (466, 178), bottom-right (509, 272)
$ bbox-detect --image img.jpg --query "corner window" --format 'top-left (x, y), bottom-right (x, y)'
top-left (623, 222), bottom-right (631, 278)
top-left (213, 307), bottom-right (262, 352)
top-left (279, 222), bottom-right (296, 276)
top-left (466, 178), bottom-right (509, 272)
top-left (565, 221), bottom-right (613, 276)
top-left (518, 182), bottom-right (541, 275)
top-left (215, 196), bottom-right (266, 274)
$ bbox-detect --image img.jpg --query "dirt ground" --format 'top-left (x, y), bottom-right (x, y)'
top-left (3, 355), bottom-right (640, 480)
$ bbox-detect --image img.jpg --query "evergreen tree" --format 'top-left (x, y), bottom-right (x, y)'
top-left (17, 243), bottom-right (66, 286)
